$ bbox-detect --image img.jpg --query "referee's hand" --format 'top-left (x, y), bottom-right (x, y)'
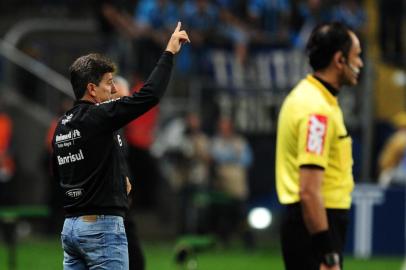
top-left (165, 21), bottom-right (190, 55)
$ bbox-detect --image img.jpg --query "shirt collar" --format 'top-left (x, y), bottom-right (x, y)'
top-left (313, 75), bottom-right (339, 97)
top-left (306, 75), bottom-right (338, 106)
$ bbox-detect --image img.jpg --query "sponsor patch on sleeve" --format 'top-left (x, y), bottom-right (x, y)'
top-left (306, 114), bottom-right (328, 155)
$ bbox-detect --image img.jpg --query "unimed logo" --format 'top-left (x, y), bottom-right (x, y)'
top-left (306, 114), bottom-right (328, 155)
top-left (66, 188), bottom-right (84, 199)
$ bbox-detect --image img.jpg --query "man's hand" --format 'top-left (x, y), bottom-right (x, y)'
top-left (320, 263), bottom-right (340, 270)
top-left (126, 176), bottom-right (132, 195)
top-left (165, 21), bottom-right (190, 55)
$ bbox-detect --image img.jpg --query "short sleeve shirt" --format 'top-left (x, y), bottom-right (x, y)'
top-left (276, 75), bottom-right (354, 209)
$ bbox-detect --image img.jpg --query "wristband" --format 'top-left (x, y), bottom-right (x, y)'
top-left (311, 230), bottom-right (334, 256)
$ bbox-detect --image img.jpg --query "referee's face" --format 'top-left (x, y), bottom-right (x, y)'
top-left (342, 31), bottom-right (363, 87)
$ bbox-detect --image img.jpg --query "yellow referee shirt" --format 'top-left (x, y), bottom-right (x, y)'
top-left (276, 75), bottom-right (354, 209)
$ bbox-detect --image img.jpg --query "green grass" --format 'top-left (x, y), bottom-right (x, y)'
top-left (0, 237), bottom-right (403, 270)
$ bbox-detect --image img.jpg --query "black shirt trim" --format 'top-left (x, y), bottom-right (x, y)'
top-left (313, 75), bottom-right (339, 96)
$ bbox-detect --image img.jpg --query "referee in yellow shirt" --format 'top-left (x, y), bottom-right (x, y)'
top-left (276, 22), bottom-right (363, 270)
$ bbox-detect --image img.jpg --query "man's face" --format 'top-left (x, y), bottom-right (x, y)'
top-left (341, 32), bottom-right (363, 87)
top-left (187, 113), bottom-right (200, 131)
top-left (218, 118), bottom-right (233, 137)
top-left (93, 73), bottom-right (117, 103)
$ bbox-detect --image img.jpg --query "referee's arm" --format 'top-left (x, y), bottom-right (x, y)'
top-left (299, 166), bottom-right (340, 270)
top-left (299, 166), bottom-right (328, 233)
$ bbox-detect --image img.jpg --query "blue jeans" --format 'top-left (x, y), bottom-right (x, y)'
top-left (61, 215), bottom-right (128, 270)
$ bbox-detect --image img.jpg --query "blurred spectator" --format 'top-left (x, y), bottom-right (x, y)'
top-left (124, 78), bottom-right (161, 210)
top-left (179, 0), bottom-right (221, 73)
top-left (0, 102), bottom-right (15, 206)
top-left (181, 0), bottom-right (220, 47)
top-left (151, 112), bottom-right (212, 233)
top-left (331, 0), bottom-right (366, 36)
top-left (113, 76), bottom-right (146, 270)
top-left (134, 0), bottom-right (178, 34)
top-left (378, 112), bottom-right (406, 187)
top-left (216, 0), bottom-right (252, 63)
top-left (181, 113), bottom-right (211, 190)
top-left (290, 0), bottom-right (332, 48)
top-left (115, 76), bottom-right (132, 97)
top-left (0, 105), bottom-right (14, 184)
top-left (247, 0), bottom-right (292, 47)
top-left (210, 116), bottom-right (253, 246)
top-left (378, 0), bottom-right (404, 65)
top-left (93, 0), bottom-right (137, 77)
top-left (175, 112), bottom-right (211, 234)
top-left (133, 0), bottom-right (179, 77)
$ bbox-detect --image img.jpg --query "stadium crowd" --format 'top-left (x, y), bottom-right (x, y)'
top-left (95, 0), bottom-right (367, 76)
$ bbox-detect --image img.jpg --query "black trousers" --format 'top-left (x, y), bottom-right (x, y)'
top-left (125, 215), bottom-right (145, 270)
top-left (280, 203), bottom-right (349, 270)
top-left (128, 146), bottom-right (160, 209)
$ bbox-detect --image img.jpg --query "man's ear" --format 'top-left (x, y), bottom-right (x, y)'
top-left (86, 83), bottom-right (97, 97)
top-left (333, 51), bottom-right (345, 69)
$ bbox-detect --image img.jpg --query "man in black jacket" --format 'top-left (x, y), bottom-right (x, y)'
top-left (53, 22), bottom-right (189, 270)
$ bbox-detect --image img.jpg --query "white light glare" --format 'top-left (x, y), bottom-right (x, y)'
top-left (248, 207), bottom-right (272, 230)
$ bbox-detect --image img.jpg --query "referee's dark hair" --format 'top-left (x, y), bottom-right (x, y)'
top-left (306, 22), bottom-right (353, 71)
top-left (69, 53), bottom-right (116, 100)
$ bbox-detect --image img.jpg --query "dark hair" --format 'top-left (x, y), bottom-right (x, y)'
top-left (306, 22), bottom-right (353, 71)
top-left (69, 53), bottom-right (116, 100)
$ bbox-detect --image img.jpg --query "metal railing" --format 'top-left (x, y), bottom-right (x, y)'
top-left (0, 39), bottom-right (73, 98)
top-left (1, 18), bottom-right (97, 99)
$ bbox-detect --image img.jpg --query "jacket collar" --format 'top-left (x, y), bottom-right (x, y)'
top-left (74, 99), bottom-right (94, 106)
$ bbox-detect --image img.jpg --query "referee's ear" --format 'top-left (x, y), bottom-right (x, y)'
top-left (333, 51), bottom-right (345, 70)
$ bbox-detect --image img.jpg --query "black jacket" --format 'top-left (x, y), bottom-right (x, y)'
top-left (52, 52), bottom-right (173, 217)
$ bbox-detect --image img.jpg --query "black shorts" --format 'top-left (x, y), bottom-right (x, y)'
top-left (280, 203), bottom-right (349, 270)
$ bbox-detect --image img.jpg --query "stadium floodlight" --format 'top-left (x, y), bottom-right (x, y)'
top-left (248, 207), bottom-right (272, 230)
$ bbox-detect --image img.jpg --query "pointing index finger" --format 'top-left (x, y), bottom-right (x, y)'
top-left (174, 21), bottom-right (181, 32)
